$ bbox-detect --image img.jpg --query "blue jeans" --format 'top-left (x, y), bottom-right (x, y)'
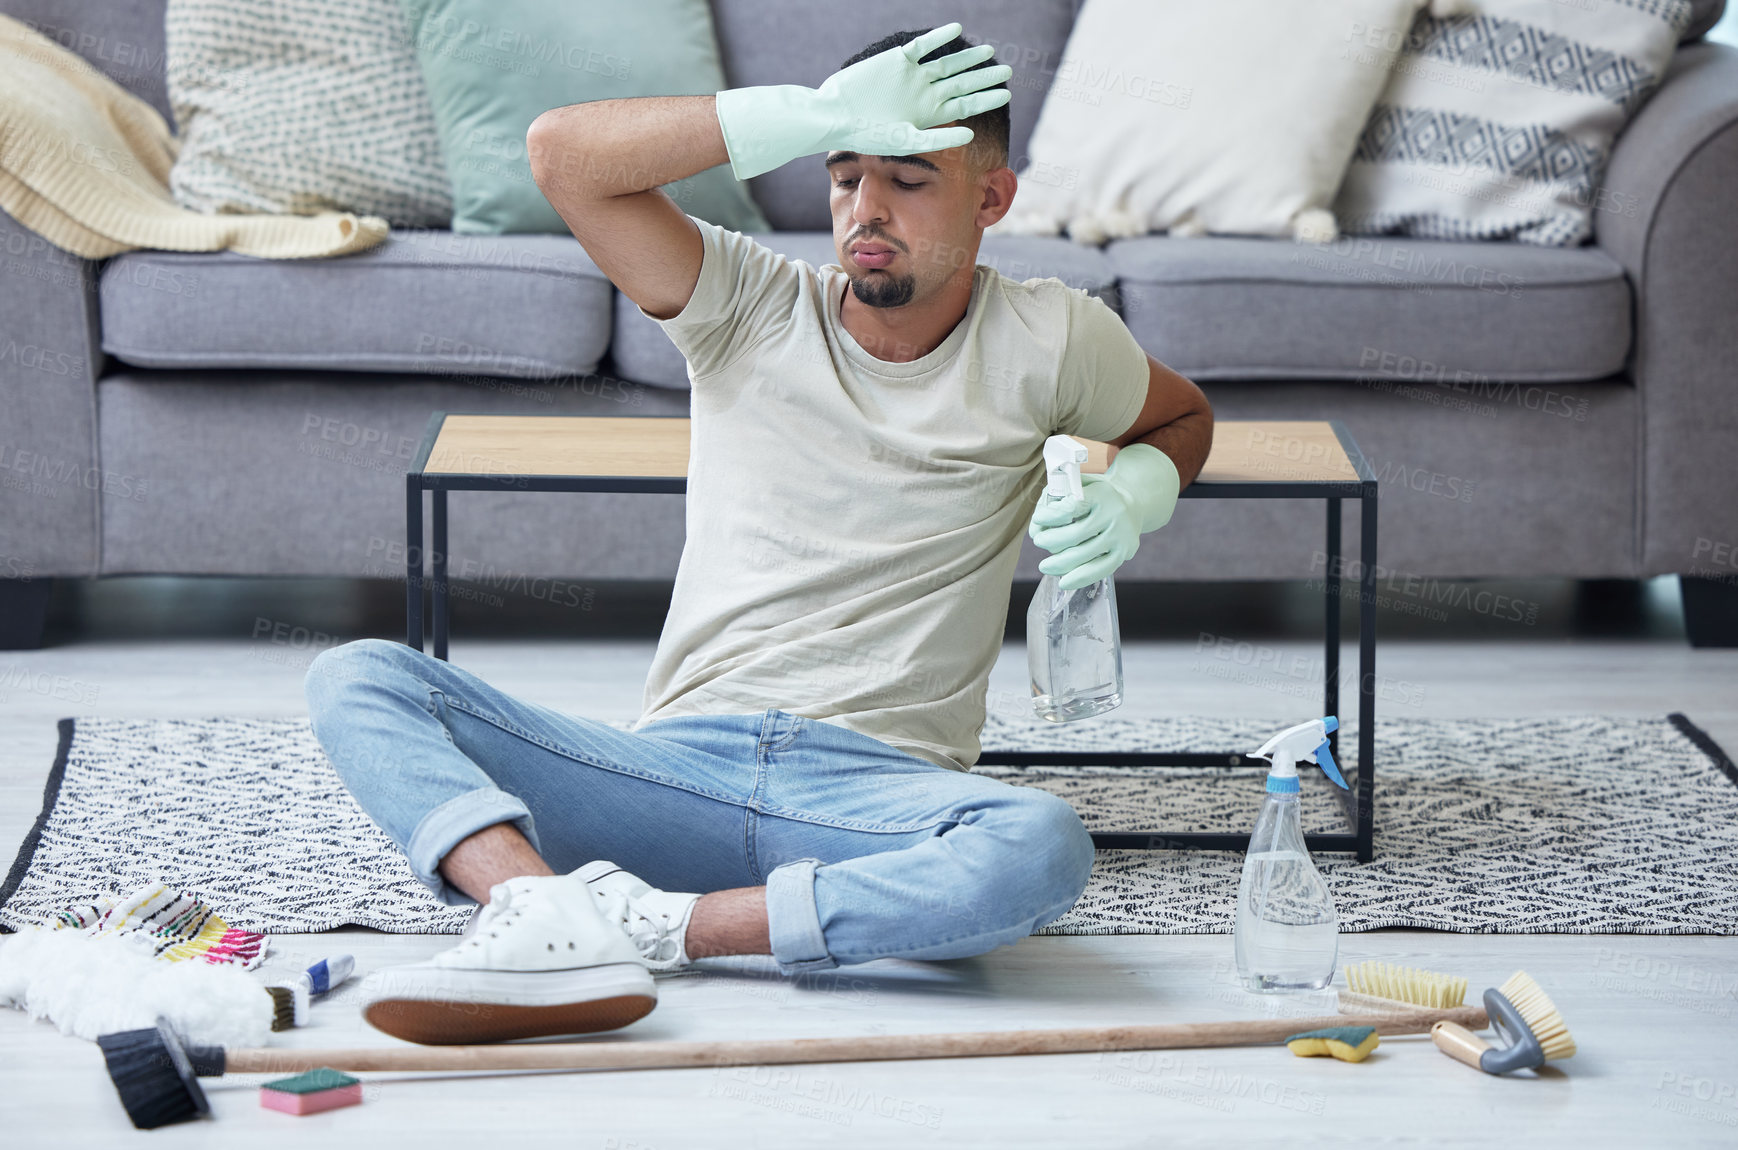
top-left (303, 639), bottom-right (1095, 974)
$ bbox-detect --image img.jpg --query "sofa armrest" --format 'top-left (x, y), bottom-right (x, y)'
top-left (0, 209), bottom-right (103, 576)
top-left (1595, 40), bottom-right (1738, 577)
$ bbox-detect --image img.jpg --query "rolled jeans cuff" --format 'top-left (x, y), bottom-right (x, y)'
top-left (405, 787), bottom-right (537, 905)
top-left (765, 857), bottom-right (837, 973)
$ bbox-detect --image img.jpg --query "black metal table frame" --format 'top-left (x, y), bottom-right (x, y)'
top-left (405, 413), bottom-right (1380, 861)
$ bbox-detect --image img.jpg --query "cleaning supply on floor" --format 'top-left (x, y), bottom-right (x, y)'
top-left (1234, 716), bottom-right (1349, 992)
top-left (0, 886), bottom-right (272, 1046)
top-left (1028, 435), bottom-right (1123, 722)
top-left (259, 1069), bottom-right (363, 1116)
top-left (1340, 961), bottom-right (1467, 1013)
top-left (1284, 1026), bottom-right (1379, 1062)
top-left (0, 919), bottom-right (273, 1047)
top-left (45, 885), bottom-right (265, 968)
top-left (265, 955), bottom-right (354, 1029)
top-left (265, 984), bottom-right (300, 1032)
top-left (100, 1002), bottom-right (1492, 1128)
top-left (1430, 970), bottom-right (1576, 1075)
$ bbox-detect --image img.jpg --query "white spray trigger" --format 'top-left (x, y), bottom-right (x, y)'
top-left (1043, 435), bottom-right (1087, 502)
top-left (1252, 716), bottom-right (1347, 790)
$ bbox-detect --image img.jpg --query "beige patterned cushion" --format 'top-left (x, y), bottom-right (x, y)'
top-left (166, 0), bottom-right (452, 227)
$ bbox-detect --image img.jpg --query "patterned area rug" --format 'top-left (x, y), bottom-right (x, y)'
top-left (3, 714), bottom-right (1735, 936)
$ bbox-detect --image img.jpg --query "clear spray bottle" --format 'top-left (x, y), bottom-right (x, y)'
top-left (1028, 434), bottom-right (1124, 723)
top-left (1233, 716), bottom-right (1348, 991)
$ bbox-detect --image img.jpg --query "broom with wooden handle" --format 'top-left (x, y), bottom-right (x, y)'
top-left (99, 1003), bottom-right (1488, 1128)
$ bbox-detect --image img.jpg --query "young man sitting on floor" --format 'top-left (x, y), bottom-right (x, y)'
top-left (305, 23), bottom-right (1212, 1043)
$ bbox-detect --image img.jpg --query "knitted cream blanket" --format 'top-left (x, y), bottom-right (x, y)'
top-left (0, 15), bottom-right (386, 259)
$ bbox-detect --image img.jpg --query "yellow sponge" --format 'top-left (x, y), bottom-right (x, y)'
top-left (1285, 1026), bottom-right (1379, 1062)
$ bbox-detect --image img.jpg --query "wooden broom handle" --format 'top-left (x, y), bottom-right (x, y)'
top-left (225, 1005), bottom-right (1488, 1075)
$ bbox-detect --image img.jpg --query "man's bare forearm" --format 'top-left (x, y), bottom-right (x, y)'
top-left (1112, 358), bottom-right (1214, 489)
top-left (527, 95), bottom-right (731, 204)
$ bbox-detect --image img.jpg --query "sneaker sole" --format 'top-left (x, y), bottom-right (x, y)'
top-left (362, 963), bottom-right (657, 1045)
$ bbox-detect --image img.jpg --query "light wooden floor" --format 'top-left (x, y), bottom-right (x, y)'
top-left (2, 578), bottom-right (1736, 1146)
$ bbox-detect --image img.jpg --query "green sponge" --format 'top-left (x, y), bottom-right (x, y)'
top-left (1284, 1026), bottom-right (1380, 1063)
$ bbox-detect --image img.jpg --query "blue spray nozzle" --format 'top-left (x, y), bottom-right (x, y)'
top-left (1314, 738), bottom-right (1347, 789)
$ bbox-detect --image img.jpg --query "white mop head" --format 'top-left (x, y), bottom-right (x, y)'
top-left (0, 924), bottom-right (272, 1047)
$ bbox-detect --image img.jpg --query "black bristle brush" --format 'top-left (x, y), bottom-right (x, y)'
top-left (98, 1022), bottom-right (216, 1129)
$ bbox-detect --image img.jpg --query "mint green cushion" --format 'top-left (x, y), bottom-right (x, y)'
top-left (399, 0), bottom-right (770, 235)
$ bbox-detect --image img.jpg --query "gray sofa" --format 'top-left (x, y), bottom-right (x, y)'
top-left (4, 0), bottom-right (1737, 647)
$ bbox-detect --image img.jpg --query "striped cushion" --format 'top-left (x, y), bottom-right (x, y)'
top-left (1333, 0), bottom-right (1694, 246)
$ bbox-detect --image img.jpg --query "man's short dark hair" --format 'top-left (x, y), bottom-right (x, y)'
top-left (841, 28), bottom-right (1010, 174)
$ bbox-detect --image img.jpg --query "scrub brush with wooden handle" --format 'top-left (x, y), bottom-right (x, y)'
top-left (1339, 961), bottom-right (1475, 1017)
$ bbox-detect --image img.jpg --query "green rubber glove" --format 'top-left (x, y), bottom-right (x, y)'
top-left (1029, 443), bottom-right (1181, 592)
top-left (712, 22), bottom-right (1013, 181)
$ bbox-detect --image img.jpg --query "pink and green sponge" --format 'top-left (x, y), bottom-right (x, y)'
top-left (259, 1068), bottom-right (363, 1115)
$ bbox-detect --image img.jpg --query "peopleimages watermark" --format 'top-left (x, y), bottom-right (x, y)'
top-left (0, 444), bottom-right (148, 502)
top-left (1356, 347), bottom-right (1590, 422)
top-left (1365, 456), bottom-right (1477, 504)
top-left (1092, 1049), bottom-right (1326, 1115)
top-left (246, 617), bottom-right (343, 672)
top-left (685, 964), bottom-right (879, 1009)
top-left (1341, 34), bottom-right (1484, 94)
top-left (402, 15), bottom-right (631, 82)
top-left (1653, 1070), bottom-right (1738, 1128)
top-left (739, 523), bottom-right (977, 598)
top-left (1049, 52), bottom-right (1192, 110)
top-left (1295, 237), bottom-right (1525, 298)
top-left (1307, 552), bottom-right (1541, 627)
top-left (0, 337), bottom-right (86, 378)
top-left (1193, 631), bottom-right (1426, 708)
top-left (1591, 946), bottom-right (1737, 1019)
top-left (1689, 537), bottom-right (1738, 587)
top-left (363, 537), bottom-right (597, 612)
top-left (0, 664), bottom-right (102, 706)
top-left (704, 1065), bottom-right (943, 1130)
top-left (3, 225), bottom-right (87, 290)
top-left (297, 413), bottom-right (530, 484)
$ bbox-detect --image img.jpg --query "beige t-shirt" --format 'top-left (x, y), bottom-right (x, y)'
top-left (631, 216), bottom-right (1150, 771)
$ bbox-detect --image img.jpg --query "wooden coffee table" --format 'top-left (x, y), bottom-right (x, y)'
top-left (405, 414), bottom-right (1379, 860)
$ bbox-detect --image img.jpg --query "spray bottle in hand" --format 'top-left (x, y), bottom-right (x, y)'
top-left (1234, 716), bottom-right (1348, 992)
top-left (1027, 435), bottom-right (1124, 722)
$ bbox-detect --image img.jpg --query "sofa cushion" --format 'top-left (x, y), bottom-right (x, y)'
top-left (1106, 235), bottom-right (1632, 383)
top-left (400, 0), bottom-right (768, 237)
top-left (99, 230), bottom-right (613, 378)
top-left (609, 231), bottom-right (1118, 390)
top-left (710, 0), bottom-right (1078, 231)
top-left (166, 0), bottom-right (452, 228)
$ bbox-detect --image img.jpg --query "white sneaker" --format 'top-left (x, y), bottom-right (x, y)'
top-left (360, 873), bottom-right (657, 1044)
top-left (573, 861), bottom-right (701, 973)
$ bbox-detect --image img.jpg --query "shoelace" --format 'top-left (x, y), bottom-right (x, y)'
top-left (600, 890), bottom-right (681, 964)
top-left (463, 883), bottom-right (525, 948)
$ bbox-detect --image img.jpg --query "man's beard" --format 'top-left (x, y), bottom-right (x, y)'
top-left (848, 269), bottom-right (916, 309)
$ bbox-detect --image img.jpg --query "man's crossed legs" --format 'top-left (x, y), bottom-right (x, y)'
top-left (304, 638), bottom-right (1095, 1041)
